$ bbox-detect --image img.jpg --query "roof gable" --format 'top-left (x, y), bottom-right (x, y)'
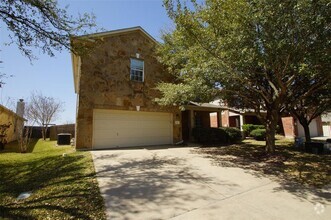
top-left (72, 26), bottom-right (159, 44)
top-left (0, 104), bottom-right (26, 121)
top-left (71, 26), bottom-right (159, 94)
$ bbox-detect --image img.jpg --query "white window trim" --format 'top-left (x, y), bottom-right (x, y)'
top-left (130, 58), bottom-right (144, 82)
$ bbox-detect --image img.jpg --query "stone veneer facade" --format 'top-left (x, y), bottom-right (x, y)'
top-left (73, 30), bottom-right (182, 149)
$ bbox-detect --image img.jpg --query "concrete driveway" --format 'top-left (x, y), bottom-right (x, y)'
top-left (91, 146), bottom-right (331, 220)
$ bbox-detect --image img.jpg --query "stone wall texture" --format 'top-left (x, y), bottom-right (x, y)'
top-left (74, 30), bottom-right (181, 149)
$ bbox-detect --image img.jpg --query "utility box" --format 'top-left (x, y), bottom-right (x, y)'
top-left (57, 133), bottom-right (71, 145)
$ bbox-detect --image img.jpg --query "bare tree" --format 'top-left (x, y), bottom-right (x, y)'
top-left (26, 92), bottom-right (63, 140)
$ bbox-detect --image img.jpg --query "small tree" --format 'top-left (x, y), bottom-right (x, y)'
top-left (26, 92), bottom-right (63, 140)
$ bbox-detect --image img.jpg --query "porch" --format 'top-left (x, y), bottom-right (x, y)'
top-left (181, 102), bottom-right (227, 141)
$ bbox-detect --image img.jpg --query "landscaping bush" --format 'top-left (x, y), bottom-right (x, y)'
top-left (192, 127), bottom-right (242, 144)
top-left (242, 124), bottom-right (265, 136)
top-left (250, 129), bottom-right (266, 141)
top-left (192, 127), bottom-right (228, 144)
top-left (221, 127), bottom-right (242, 143)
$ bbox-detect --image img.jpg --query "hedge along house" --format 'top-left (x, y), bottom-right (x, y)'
top-left (71, 27), bottom-right (227, 149)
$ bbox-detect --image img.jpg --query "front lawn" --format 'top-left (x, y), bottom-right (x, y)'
top-left (194, 137), bottom-right (331, 187)
top-left (0, 139), bottom-right (106, 219)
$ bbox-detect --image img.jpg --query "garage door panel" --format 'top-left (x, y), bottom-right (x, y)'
top-left (95, 137), bottom-right (171, 148)
top-left (93, 110), bottom-right (173, 149)
top-left (142, 128), bottom-right (170, 136)
top-left (141, 121), bottom-right (171, 128)
top-left (94, 120), bottom-right (139, 130)
top-left (95, 138), bottom-right (137, 148)
top-left (94, 130), bottom-right (147, 139)
top-left (93, 130), bottom-right (118, 139)
top-left (95, 112), bottom-right (140, 121)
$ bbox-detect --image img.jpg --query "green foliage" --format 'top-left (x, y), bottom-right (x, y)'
top-left (242, 124), bottom-right (265, 136)
top-left (192, 127), bottom-right (228, 144)
top-left (0, 140), bottom-right (106, 219)
top-left (192, 127), bottom-right (242, 144)
top-left (196, 138), bottom-right (331, 187)
top-left (159, 0), bottom-right (331, 152)
top-left (250, 129), bottom-right (266, 141)
top-left (288, 81), bottom-right (331, 142)
top-left (221, 127), bottom-right (242, 143)
top-left (0, 0), bottom-right (98, 60)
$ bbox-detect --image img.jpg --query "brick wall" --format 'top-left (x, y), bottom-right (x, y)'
top-left (281, 117), bottom-right (296, 138)
top-left (210, 113), bottom-right (218, 127)
top-left (221, 110), bottom-right (229, 127)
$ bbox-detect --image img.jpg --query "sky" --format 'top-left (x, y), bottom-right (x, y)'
top-left (0, 0), bottom-right (173, 124)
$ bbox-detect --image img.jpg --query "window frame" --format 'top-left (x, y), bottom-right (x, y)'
top-left (130, 58), bottom-right (144, 82)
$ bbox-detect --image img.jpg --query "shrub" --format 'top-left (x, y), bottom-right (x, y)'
top-left (221, 127), bottom-right (242, 143)
top-left (192, 127), bottom-right (242, 144)
top-left (250, 129), bottom-right (266, 141)
top-left (242, 124), bottom-right (265, 136)
top-left (192, 127), bottom-right (228, 144)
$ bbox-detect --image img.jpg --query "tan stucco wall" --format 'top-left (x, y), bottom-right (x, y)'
top-left (0, 106), bottom-right (24, 143)
top-left (74, 31), bottom-right (181, 149)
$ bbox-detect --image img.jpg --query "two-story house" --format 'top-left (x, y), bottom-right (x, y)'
top-left (71, 27), bottom-right (180, 149)
top-left (71, 27), bottom-right (224, 149)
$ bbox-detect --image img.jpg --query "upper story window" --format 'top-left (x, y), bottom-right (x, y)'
top-left (130, 58), bottom-right (144, 82)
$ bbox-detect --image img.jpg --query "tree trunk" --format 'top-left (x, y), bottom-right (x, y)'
top-left (265, 109), bottom-right (279, 154)
top-left (302, 122), bottom-right (311, 142)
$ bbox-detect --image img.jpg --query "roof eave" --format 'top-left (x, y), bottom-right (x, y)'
top-left (72, 26), bottom-right (159, 45)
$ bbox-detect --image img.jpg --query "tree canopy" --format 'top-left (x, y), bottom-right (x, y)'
top-left (288, 79), bottom-right (331, 142)
top-left (157, 0), bottom-right (331, 152)
top-left (0, 0), bottom-right (97, 60)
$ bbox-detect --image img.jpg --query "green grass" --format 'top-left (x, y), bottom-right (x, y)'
top-left (194, 137), bottom-right (331, 187)
top-left (0, 139), bottom-right (106, 220)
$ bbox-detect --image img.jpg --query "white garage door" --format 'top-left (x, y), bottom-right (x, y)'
top-left (93, 109), bottom-right (173, 149)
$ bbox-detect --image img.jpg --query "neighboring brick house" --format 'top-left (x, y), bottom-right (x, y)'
top-left (215, 105), bottom-right (323, 138)
top-left (0, 101), bottom-right (25, 143)
top-left (71, 27), bottom-right (226, 149)
top-left (281, 116), bottom-right (323, 138)
top-left (321, 113), bottom-right (331, 137)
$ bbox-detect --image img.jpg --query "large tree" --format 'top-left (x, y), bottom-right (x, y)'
top-left (157, 0), bottom-right (330, 153)
top-left (26, 92), bottom-right (63, 140)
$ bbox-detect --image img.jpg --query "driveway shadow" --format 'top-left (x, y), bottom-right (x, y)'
top-left (93, 152), bottom-right (237, 219)
top-left (193, 143), bottom-right (331, 204)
